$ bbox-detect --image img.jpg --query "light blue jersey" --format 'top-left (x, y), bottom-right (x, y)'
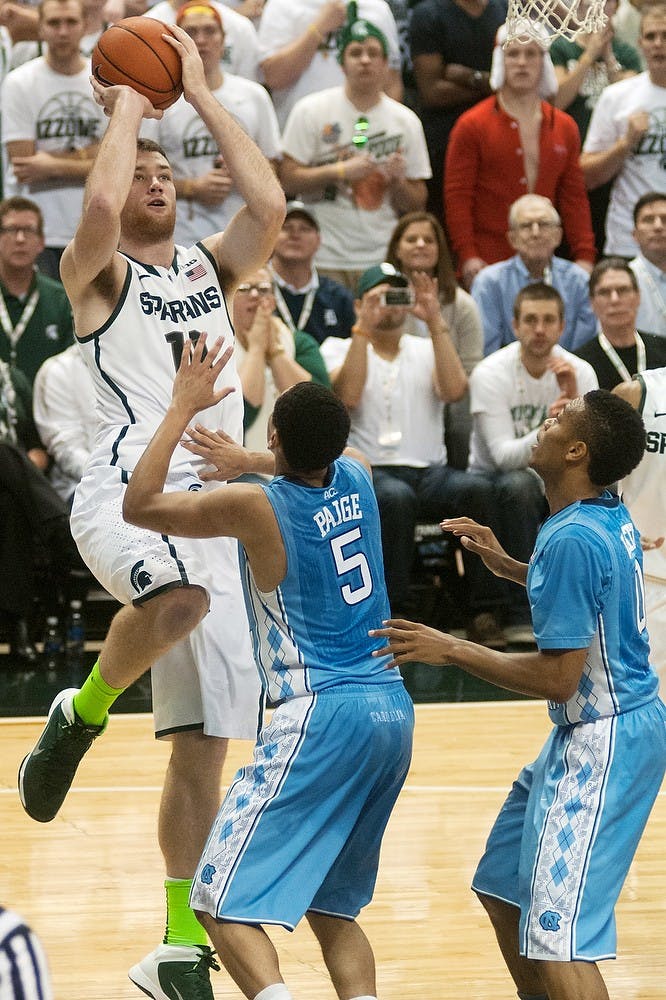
top-left (527, 492), bottom-right (659, 725)
top-left (239, 455), bottom-right (400, 703)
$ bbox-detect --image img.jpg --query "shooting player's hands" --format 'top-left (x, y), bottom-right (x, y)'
top-left (90, 75), bottom-right (163, 119)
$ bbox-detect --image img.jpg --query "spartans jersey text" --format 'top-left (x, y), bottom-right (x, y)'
top-left (139, 286), bottom-right (222, 322)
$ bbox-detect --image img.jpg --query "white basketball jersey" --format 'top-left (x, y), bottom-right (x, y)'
top-left (620, 368), bottom-right (666, 583)
top-left (78, 243), bottom-right (242, 476)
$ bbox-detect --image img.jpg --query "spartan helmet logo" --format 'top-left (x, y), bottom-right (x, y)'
top-left (130, 560), bottom-right (153, 593)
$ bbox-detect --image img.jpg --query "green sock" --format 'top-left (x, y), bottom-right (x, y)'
top-left (72, 660), bottom-right (125, 726)
top-left (164, 878), bottom-right (208, 947)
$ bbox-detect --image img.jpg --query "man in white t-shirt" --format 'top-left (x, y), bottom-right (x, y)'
top-left (468, 282), bottom-right (598, 630)
top-left (321, 262), bottom-right (510, 648)
top-left (146, 0), bottom-right (261, 80)
top-left (280, 8), bottom-right (430, 290)
top-left (0, 0), bottom-right (107, 279)
top-left (146, 0), bottom-right (280, 245)
top-left (629, 189), bottom-right (666, 335)
top-left (258, 0), bottom-right (403, 128)
top-left (581, 2), bottom-right (666, 256)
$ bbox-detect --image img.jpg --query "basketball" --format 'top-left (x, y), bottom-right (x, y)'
top-left (91, 17), bottom-right (183, 111)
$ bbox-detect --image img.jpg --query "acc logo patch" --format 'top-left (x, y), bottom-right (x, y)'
top-left (539, 910), bottom-right (562, 932)
top-left (130, 560), bottom-right (153, 593)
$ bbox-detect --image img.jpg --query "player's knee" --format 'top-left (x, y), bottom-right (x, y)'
top-left (153, 585), bottom-right (209, 643)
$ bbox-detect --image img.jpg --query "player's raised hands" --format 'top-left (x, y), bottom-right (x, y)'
top-left (162, 23), bottom-right (208, 105)
top-left (182, 424), bottom-right (253, 481)
top-left (441, 517), bottom-right (528, 586)
top-left (171, 333), bottom-right (234, 420)
top-left (90, 74), bottom-right (163, 120)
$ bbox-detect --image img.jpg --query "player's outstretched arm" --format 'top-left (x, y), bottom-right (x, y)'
top-left (369, 619), bottom-right (587, 701)
top-left (123, 334), bottom-right (235, 532)
top-left (60, 83), bottom-right (161, 298)
top-left (441, 517), bottom-right (528, 585)
top-left (164, 24), bottom-right (286, 285)
top-left (182, 425), bottom-right (276, 481)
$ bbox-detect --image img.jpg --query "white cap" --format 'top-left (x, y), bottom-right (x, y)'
top-left (489, 21), bottom-right (558, 100)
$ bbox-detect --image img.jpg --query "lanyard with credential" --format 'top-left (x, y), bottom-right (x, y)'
top-left (0, 286), bottom-right (40, 365)
top-left (272, 282), bottom-right (317, 333)
top-left (597, 331), bottom-right (646, 384)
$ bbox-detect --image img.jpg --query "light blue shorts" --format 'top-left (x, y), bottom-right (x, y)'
top-left (190, 681), bottom-right (414, 929)
top-left (472, 698), bottom-right (666, 961)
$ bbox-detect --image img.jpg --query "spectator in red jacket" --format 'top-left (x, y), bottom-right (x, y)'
top-left (444, 21), bottom-right (596, 290)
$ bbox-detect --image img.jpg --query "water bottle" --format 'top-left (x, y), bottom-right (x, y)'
top-left (65, 600), bottom-right (86, 664)
top-left (42, 615), bottom-right (63, 671)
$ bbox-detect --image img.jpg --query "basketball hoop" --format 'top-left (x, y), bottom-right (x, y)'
top-left (504, 0), bottom-right (608, 45)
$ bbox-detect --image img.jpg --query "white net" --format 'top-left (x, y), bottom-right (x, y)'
top-left (504, 0), bottom-right (608, 45)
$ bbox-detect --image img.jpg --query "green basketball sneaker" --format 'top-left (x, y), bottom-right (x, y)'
top-left (18, 688), bottom-right (107, 823)
top-left (128, 944), bottom-right (220, 1000)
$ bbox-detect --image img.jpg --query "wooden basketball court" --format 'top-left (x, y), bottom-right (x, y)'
top-left (1, 702), bottom-right (664, 998)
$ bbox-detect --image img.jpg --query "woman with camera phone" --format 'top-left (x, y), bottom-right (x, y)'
top-left (386, 210), bottom-right (483, 470)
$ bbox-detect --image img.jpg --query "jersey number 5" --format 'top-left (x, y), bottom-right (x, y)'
top-left (331, 527), bottom-right (373, 606)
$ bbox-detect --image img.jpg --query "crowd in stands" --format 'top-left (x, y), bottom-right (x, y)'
top-left (0, 0), bottom-right (665, 658)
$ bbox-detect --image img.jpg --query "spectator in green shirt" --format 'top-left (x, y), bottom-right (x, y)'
top-left (0, 196), bottom-right (73, 385)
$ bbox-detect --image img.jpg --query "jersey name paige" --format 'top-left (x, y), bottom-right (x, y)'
top-left (313, 492), bottom-right (363, 538)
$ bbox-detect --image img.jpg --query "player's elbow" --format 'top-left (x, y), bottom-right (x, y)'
top-left (122, 489), bottom-right (144, 528)
top-left (541, 649), bottom-right (587, 703)
top-left (82, 190), bottom-right (122, 238)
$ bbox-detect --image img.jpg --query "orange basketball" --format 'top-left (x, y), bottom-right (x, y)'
top-left (91, 16), bottom-right (183, 111)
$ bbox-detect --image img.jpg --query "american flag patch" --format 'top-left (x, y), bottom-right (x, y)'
top-left (185, 262), bottom-right (207, 281)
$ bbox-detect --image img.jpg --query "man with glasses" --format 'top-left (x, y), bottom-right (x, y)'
top-left (472, 194), bottom-right (597, 356)
top-left (0, 196), bottom-right (73, 385)
top-left (231, 264), bottom-right (330, 457)
top-left (629, 190), bottom-right (666, 336)
top-left (279, 5), bottom-right (430, 291)
top-left (575, 257), bottom-right (666, 388)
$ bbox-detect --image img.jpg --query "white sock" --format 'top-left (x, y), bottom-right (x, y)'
top-left (253, 985), bottom-right (293, 1000)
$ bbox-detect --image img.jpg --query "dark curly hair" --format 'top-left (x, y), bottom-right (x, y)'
top-left (574, 390), bottom-right (646, 487)
top-left (272, 382), bottom-right (351, 473)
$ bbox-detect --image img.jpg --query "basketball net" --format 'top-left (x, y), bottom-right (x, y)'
top-left (504, 0), bottom-right (607, 45)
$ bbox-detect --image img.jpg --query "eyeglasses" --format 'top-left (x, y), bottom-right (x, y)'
top-left (236, 282), bottom-right (273, 295)
top-left (0, 224), bottom-right (41, 236)
top-left (592, 285), bottom-right (636, 299)
top-left (352, 116), bottom-right (369, 150)
top-left (512, 220), bottom-right (560, 233)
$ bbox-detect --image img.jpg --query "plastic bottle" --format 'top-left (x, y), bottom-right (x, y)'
top-left (42, 615), bottom-right (63, 670)
top-left (65, 599), bottom-right (86, 664)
